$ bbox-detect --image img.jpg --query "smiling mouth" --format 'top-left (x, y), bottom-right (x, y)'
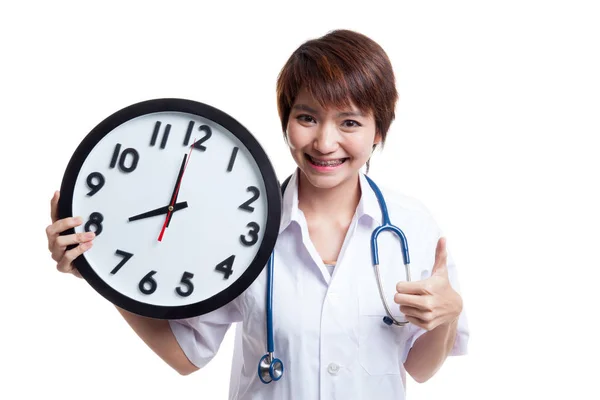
top-left (305, 154), bottom-right (349, 167)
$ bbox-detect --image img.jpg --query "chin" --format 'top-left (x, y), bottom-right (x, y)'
top-left (299, 163), bottom-right (358, 190)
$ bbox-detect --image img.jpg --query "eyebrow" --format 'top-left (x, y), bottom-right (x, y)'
top-left (292, 104), bottom-right (366, 118)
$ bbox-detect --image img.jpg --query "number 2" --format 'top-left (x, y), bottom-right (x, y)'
top-left (239, 186), bottom-right (260, 212)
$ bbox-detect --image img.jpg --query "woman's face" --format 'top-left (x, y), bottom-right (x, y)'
top-left (286, 87), bottom-right (380, 189)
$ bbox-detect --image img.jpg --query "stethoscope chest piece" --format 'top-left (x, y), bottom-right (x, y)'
top-left (258, 353), bottom-right (284, 384)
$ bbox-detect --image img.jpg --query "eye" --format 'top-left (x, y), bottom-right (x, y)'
top-left (297, 114), bottom-right (316, 124)
top-left (342, 120), bottom-right (362, 128)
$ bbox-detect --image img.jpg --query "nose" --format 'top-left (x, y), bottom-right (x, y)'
top-left (313, 123), bottom-right (339, 154)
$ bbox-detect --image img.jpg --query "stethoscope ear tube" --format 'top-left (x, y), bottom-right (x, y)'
top-left (370, 225), bottom-right (410, 267)
top-left (376, 262), bottom-right (410, 326)
top-left (366, 175), bottom-right (412, 327)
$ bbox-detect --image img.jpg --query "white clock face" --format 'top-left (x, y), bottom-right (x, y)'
top-left (59, 100), bottom-right (280, 319)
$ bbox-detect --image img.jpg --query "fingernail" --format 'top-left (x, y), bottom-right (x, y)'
top-left (84, 232), bottom-right (95, 239)
top-left (74, 216), bottom-right (83, 224)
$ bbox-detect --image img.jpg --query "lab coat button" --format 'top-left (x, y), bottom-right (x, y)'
top-left (327, 363), bottom-right (340, 375)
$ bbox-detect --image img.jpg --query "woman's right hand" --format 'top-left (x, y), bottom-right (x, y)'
top-left (46, 191), bottom-right (95, 278)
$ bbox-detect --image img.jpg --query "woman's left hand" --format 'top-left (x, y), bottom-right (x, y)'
top-left (394, 237), bottom-right (463, 331)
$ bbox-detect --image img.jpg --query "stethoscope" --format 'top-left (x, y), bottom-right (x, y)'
top-left (258, 174), bottom-right (411, 384)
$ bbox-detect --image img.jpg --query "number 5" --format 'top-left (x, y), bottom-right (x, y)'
top-left (176, 272), bottom-right (194, 297)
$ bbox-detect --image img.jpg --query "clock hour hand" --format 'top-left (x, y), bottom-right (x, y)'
top-left (128, 201), bottom-right (188, 222)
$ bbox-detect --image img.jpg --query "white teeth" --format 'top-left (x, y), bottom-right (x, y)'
top-left (308, 155), bottom-right (345, 167)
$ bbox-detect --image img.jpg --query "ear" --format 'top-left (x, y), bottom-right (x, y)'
top-left (373, 131), bottom-right (382, 146)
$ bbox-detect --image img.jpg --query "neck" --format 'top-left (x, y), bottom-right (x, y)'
top-left (297, 171), bottom-right (361, 223)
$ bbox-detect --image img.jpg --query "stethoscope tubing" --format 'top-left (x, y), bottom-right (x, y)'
top-left (259, 252), bottom-right (283, 384)
top-left (266, 252), bottom-right (274, 353)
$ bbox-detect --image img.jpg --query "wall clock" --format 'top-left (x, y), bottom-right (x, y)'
top-left (58, 98), bottom-right (281, 319)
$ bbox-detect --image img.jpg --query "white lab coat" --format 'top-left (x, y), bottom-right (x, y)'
top-left (170, 170), bottom-right (469, 399)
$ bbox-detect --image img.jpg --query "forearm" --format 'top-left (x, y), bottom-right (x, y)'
top-left (116, 306), bottom-right (199, 375)
top-left (403, 318), bottom-right (458, 383)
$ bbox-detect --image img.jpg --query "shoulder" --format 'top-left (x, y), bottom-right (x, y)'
top-left (377, 183), bottom-right (432, 216)
top-left (376, 183), bottom-right (441, 234)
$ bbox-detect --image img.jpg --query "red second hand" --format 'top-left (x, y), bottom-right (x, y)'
top-left (158, 140), bottom-right (196, 242)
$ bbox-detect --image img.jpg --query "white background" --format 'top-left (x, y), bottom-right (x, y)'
top-left (1, 1), bottom-right (599, 399)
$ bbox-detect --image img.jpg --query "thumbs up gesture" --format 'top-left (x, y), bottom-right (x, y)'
top-left (394, 237), bottom-right (463, 331)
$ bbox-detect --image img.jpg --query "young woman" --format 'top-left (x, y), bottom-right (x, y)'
top-left (46, 29), bottom-right (469, 399)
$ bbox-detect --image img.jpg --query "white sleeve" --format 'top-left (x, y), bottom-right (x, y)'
top-left (169, 299), bottom-right (243, 369)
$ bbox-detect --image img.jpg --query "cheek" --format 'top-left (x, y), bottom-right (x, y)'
top-left (285, 132), bottom-right (300, 151)
top-left (285, 124), bottom-right (309, 150)
top-left (347, 139), bottom-right (373, 160)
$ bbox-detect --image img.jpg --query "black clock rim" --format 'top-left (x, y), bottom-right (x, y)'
top-left (58, 98), bottom-right (281, 320)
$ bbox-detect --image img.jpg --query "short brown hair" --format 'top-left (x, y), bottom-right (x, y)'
top-left (276, 29), bottom-right (398, 148)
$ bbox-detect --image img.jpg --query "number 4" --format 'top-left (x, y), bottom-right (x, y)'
top-left (215, 255), bottom-right (235, 279)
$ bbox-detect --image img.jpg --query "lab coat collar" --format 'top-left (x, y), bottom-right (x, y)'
top-left (357, 172), bottom-right (383, 225)
top-left (279, 170), bottom-right (300, 234)
top-left (278, 170), bottom-right (382, 234)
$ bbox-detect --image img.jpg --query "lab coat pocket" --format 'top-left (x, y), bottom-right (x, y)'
top-left (356, 230), bottom-right (419, 376)
top-left (358, 288), bottom-right (408, 376)
top-left (358, 315), bottom-right (405, 375)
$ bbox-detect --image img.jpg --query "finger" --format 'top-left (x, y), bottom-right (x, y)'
top-left (51, 246), bottom-right (63, 262)
top-left (55, 231), bottom-right (96, 249)
top-left (50, 191), bottom-right (60, 223)
top-left (407, 314), bottom-right (442, 331)
top-left (51, 232), bottom-right (95, 261)
top-left (46, 217), bottom-right (83, 255)
top-left (431, 237), bottom-right (448, 275)
top-left (400, 305), bottom-right (435, 322)
top-left (46, 216), bottom-right (83, 240)
top-left (396, 280), bottom-right (430, 295)
top-left (394, 293), bottom-right (431, 310)
top-left (404, 315), bottom-right (430, 330)
top-left (57, 241), bottom-right (93, 274)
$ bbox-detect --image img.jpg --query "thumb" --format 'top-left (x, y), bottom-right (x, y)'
top-left (431, 237), bottom-right (448, 275)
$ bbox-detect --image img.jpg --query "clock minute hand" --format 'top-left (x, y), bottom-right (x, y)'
top-left (128, 202), bottom-right (188, 222)
top-left (167, 154), bottom-right (188, 213)
top-left (158, 140), bottom-right (196, 242)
